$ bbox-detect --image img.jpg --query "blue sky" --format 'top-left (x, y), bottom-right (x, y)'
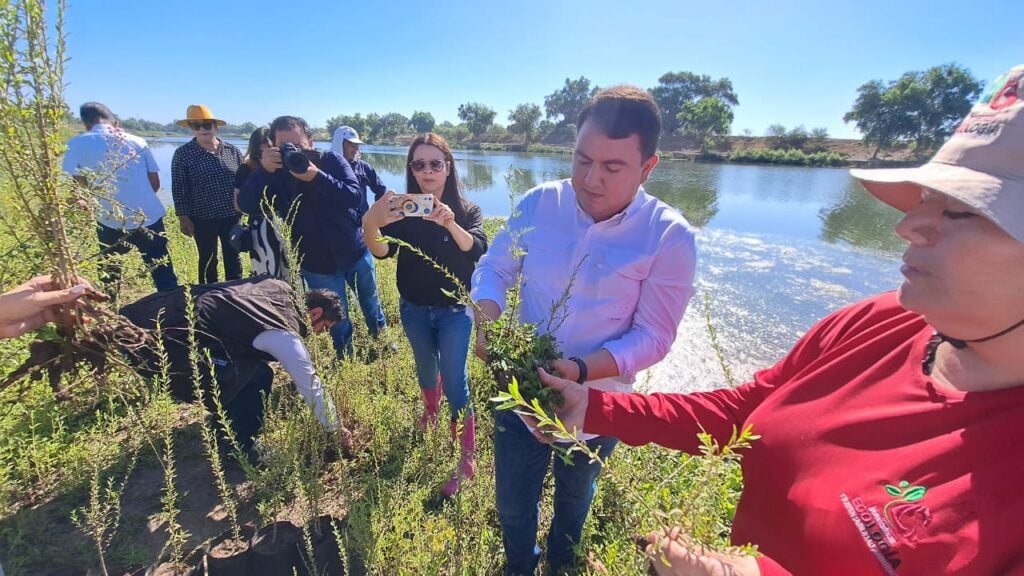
top-left (62, 0), bottom-right (1021, 139)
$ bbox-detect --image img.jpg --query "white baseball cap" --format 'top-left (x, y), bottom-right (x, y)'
top-left (334, 126), bottom-right (363, 144)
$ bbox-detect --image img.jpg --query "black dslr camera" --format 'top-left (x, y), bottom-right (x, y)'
top-left (279, 142), bottom-right (313, 173)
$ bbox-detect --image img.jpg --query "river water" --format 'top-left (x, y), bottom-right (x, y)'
top-left (150, 138), bottom-right (904, 393)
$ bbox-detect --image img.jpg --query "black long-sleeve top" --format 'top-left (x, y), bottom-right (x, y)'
top-left (379, 200), bottom-right (487, 307)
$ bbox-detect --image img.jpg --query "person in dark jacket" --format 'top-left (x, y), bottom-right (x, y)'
top-left (238, 116), bottom-right (385, 359)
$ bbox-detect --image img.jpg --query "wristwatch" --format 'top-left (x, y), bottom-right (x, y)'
top-left (568, 356), bottom-right (588, 384)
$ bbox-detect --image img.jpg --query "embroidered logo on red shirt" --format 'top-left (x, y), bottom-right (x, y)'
top-left (840, 480), bottom-right (933, 575)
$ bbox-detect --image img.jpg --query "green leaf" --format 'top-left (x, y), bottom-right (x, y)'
top-left (884, 485), bottom-right (902, 497)
top-left (903, 486), bottom-right (926, 502)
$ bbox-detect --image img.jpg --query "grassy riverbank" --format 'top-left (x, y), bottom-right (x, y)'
top-left (0, 211), bottom-right (748, 575)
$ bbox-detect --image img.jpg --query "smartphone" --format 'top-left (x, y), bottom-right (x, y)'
top-left (390, 193), bottom-right (435, 217)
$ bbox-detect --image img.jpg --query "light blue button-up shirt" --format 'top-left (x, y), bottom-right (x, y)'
top-left (473, 178), bottom-right (697, 402)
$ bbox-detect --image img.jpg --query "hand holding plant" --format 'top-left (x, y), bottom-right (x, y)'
top-left (644, 526), bottom-right (761, 576)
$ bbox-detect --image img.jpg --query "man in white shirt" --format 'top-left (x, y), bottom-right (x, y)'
top-left (471, 85), bottom-right (697, 575)
top-left (62, 102), bottom-right (178, 296)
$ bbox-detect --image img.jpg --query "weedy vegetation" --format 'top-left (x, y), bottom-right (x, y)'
top-left (0, 3), bottom-right (757, 574)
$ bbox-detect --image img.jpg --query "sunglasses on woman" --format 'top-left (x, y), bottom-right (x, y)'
top-left (409, 159), bottom-right (447, 173)
top-left (189, 121), bottom-right (214, 131)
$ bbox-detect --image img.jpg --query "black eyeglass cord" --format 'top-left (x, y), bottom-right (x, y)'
top-left (922, 316), bottom-right (1024, 375)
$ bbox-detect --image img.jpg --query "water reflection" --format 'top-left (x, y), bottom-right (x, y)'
top-left (644, 164), bottom-right (719, 227)
top-left (819, 181), bottom-right (905, 254)
top-left (461, 161), bottom-right (494, 191)
top-left (503, 166), bottom-right (539, 196)
top-left (361, 148), bottom-right (408, 175)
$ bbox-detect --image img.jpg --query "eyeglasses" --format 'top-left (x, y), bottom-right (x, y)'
top-left (409, 159), bottom-right (447, 173)
top-left (189, 121), bottom-right (214, 131)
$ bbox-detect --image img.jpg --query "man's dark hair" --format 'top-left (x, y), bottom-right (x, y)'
top-left (80, 102), bottom-right (115, 127)
top-left (269, 115), bottom-right (313, 144)
top-left (577, 85), bottom-right (661, 160)
top-left (305, 289), bottom-right (344, 323)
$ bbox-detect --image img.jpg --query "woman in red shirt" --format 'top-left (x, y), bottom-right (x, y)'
top-left (536, 65), bottom-right (1024, 575)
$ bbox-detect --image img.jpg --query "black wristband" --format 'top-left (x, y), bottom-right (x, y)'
top-left (569, 356), bottom-right (588, 384)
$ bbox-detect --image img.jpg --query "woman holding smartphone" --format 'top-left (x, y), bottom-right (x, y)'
top-left (363, 133), bottom-right (488, 497)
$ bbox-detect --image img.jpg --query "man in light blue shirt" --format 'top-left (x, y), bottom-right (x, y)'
top-left (472, 85), bottom-right (697, 575)
top-left (62, 102), bottom-right (178, 295)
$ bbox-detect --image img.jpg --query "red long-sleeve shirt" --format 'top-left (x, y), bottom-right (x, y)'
top-left (586, 292), bottom-right (1024, 575)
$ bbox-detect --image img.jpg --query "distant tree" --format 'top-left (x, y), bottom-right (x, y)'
top-left (741, 128), bottom-right (753, 137)
top-left (651, 71), bottom-right (738, 135)
top-left (363, 112), bottom-right (382, 141)
top-left (763, 124), bottom-right (813, 150)
top-left (377, 112), bottom-right (410, 140)
top-left (458, 102), bottom-right (496, 136)
top-left (120, 117), bottom-right (168, 133)
top-left (805, 127), bottom-right (831, 152)
top-left (676, 97), bottom-right (733, 150)
top-left (507, 103), bottom-right (542, 142)
top-left (326, 113), bottom-right (371, 139)
top-left (844, 63), bottom-right (983, 156)
top-left (537, 119), bottom-right (555, 138)
top-left (544, 77), bottom-right (597, 125)
top-left (433, 120), bottom-right (457, 142)
top-left (409, 110), bottom-right (435, 133)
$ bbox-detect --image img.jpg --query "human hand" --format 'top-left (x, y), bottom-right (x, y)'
top-left (424, 196), bottom-right (455, 228)
top-left (261, 147), bottom-right (283, 173)
top-left (645, 527), bottom-right (761, 576)
top-left (0, 276), bottom-right (101, 339)
top-left (530, 367), bottom-right (590, 440)
top-left (290, 162), bottom-right (319, 183)
top-left (365, 190), bottom-right (405, 229)
top-left (550, 358), bottom-right (581, 383)
top-left (179, 215), bottom-right (194, 237)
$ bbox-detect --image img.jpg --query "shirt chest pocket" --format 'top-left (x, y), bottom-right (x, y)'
top-left (521, 236), bottom-right (573, 300)
top-left (587, 248), bottom-right (651, 320)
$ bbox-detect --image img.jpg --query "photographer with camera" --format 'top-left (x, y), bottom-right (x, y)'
top-left (238, 116), bottom-right (386, 359)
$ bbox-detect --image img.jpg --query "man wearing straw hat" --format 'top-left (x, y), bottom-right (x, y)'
top-left (171, 104), bottom-right (244, 284)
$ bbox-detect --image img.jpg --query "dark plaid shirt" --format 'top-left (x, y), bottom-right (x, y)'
top-left (171, 138), bottom-right (242, 219)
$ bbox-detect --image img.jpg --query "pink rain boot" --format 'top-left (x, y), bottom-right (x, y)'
top-left (441, 413), bottom-right (476, 497)
top-left (419, 386), bottom-right (441, 432)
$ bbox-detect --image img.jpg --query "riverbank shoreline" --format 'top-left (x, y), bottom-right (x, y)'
top-left (139, 131), bottom-right (923, 169)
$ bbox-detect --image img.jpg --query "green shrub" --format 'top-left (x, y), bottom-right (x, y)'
top-left (728, 148), bottom-right (848, 167)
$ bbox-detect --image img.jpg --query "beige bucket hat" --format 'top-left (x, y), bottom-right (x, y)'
top-left (851, 64), bottom-right (1024, 244)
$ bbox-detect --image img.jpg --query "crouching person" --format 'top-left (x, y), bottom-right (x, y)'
top-left (119, 275), bottom-right (352, 456)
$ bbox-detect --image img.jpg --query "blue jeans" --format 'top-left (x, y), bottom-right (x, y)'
top-left (399, 299), bottom-right (472, 416)
top-left (96, 218), bottom-right (179, 295)
top-left (494, 409), bottom-right (618, 575)
top-left (301, 250), bottom-right (386, 358)
top-left (219, 361), bottom-right (273, 452)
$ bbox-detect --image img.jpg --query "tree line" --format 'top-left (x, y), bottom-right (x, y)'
top-left (116, 64), bottom-right (984, 157)
top-left (326, 64), bottom-right (983, 157)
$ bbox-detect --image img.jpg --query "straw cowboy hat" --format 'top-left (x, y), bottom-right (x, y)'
top-left (175, 104), bottom-right (226, 128)
top-left (851, 64), bottom-right (1024, 244)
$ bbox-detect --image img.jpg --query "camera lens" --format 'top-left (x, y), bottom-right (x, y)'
top-left (281, 143), bottom-right (310, 173)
